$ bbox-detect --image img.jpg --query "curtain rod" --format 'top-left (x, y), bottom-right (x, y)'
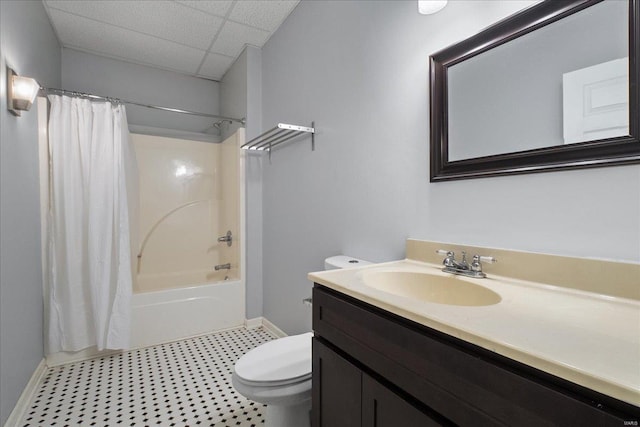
top-left (42, 87), bottom-right (246, 125)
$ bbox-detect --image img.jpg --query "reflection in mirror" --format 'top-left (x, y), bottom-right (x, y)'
top-left (447, 0), bottom-right (628, 161)
top-left (563, 57), bottom-right (628, 144)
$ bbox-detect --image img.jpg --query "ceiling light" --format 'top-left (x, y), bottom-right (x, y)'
top-left (418, 0), bottom-right (448, 15)
top-left (7, 67), bottom-right (40, 116)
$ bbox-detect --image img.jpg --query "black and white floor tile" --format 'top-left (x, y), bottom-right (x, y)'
top-left (20, 328), bottom-right (275, 427)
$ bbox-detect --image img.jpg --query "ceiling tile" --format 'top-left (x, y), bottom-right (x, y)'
top-left (45, 0), bottom-right (223, 50)
top-left (48, 8), bottom-right (206, 75)
top-left (43, 0), bottom-right (297, 80)
top-left (176, 0), bottom-right (235, 18)
top-left (198, 53), bottom-right (235, 80)
top-left (209, 21), bottom-right (269, 57)
top-left (228, 0), bottom-right (298, 32)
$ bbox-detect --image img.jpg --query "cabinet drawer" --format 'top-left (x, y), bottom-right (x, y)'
top-left (313, 285), bottom-right (636, 426)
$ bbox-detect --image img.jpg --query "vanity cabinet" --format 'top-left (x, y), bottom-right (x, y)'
top-left (313, 338), bottom-right (442, 427)
top-left (311, 285), bottom-right (639, 427)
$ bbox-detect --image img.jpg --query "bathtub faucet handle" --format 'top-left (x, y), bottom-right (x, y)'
top-left (217, 230), bottom-right (233, 247)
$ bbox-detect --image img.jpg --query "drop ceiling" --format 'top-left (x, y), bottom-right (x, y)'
top-left (43, 0), bottom-right (300, 81)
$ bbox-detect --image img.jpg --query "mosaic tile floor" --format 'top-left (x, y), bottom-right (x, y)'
top-left (19, 328), bottom-right (275, 427)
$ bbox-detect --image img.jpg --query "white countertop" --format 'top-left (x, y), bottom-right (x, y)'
top-left (308, 259), bottom-right (640, 406)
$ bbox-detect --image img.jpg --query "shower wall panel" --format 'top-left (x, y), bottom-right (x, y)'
top-left (132, 134), bottom-right (239, 293)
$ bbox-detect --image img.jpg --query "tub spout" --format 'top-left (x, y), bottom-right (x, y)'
top-left (214, 263), bottom-right (231, 271)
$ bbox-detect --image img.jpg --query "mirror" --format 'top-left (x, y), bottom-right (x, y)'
top-left (430, 0), bottom-right (639, 181)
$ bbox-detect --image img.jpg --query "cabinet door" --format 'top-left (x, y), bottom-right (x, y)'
top-left (312, 338), bottom-right (362, 427)
top-left (362, 374), bottom-right (444, 427)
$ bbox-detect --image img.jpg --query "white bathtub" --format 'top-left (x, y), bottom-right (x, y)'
top-left (135, 269), bottom-right (239, 293)
top-left (130, 279), bottom-right (245, 349)
top-left (46, 278), bottom-right (245, 367)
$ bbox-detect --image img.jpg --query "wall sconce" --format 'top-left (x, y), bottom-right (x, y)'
top-left (418, 0), bottom-right (448, 15)
top-left (7, 67), bottom-right (40, 116)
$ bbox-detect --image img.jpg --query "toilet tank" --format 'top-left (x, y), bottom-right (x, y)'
top-left (324, 255), bottom-right (371, 270)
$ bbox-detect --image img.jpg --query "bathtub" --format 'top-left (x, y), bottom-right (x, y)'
top-left (130, 278), bottom-right (245, 349)
top-left (45, 278), bottom-right (245, 366)
top-left (135, 269), bottom-right (238, 293)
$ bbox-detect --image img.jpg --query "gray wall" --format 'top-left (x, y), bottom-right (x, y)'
top-left (221, 46), bottom-right (264, 318)
top-left (448, 0), bottom-right (628, 160)
top-left (0, 1), bottom-right (61, 424)
top-left (62, 48), bottom-right (221, 141)
top-left (260, 0), bottom-right (640, 334)
top-left (244, 48), bottom-right (265, 318)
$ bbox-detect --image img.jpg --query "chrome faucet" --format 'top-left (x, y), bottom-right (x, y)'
top-left (214, 263), bottom-right (231, 271)
top-left (436, 250), bottom-right (496, 278)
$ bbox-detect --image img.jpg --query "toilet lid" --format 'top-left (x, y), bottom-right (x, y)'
top-left (234, 332), bottom-right (313, 384)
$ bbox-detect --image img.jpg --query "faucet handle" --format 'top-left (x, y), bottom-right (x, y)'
top-left (470, 254), bottom-right (497, 273)
top-left (436, 250), bottom-right (455, 267)
top-left (476, 255), bottom-right (497, 264)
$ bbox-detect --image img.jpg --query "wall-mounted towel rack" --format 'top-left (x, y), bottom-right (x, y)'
top-left (241, 122), bottom-right (315, 159)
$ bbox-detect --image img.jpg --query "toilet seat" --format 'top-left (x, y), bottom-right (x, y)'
top-left (234, 332), bottom-right (313, 387)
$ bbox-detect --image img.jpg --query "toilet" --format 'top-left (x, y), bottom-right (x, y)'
top-left (231, 255), bottom-right (371, 427)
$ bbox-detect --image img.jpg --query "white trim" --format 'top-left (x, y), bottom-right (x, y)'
top-left (261, 317), bottom-right (288, 338)
top-left (244, 317), bottom-right (289, 338)
top-left (244, 317), bottom-right (263, 330)
top-left (3, 359), bottom-right (48, 427)
top-left (46, 347), bottom-right (121, 367)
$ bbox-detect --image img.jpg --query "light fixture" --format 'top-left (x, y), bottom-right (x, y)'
top-left (7, 67), bottom-right (40, 116)
top-left (418, 0), bottom-right (448, 15)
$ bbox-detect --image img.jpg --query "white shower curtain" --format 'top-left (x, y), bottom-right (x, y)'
top-left (47, 95), bottom-right (138, 353)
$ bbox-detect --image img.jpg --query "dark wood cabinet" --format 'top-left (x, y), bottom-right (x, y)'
top-left (312, 285), bottom-right (640, 427)
top-left (313, 337), bottom-right (441, 427)
top-left (361, 371), bottom-right (443, 427)
top-left (312, 338), bottom-right (361, 427)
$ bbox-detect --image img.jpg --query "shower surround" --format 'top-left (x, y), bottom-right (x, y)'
top-left (133, 132), bottom-right (241, 291)
top-left (130, 130), bottom-right (245, 348)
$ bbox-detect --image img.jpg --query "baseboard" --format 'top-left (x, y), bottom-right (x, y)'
top-left (46, 347), bottom-right (121, 367)
top-left (244, 317), bottom-right (263, 330)
top-left (244, 317), bottom-right (288, 338)
top-left (3, 359), bottom-right (48, 427)
top-left (261, 317), bottom-right (288, 338)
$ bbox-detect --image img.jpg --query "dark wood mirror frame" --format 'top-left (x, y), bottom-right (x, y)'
top-left (430, 0), bottom-right (639, 182)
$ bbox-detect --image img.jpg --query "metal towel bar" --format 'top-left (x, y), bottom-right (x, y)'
top-left (241, 122), bottom-right (315, 159)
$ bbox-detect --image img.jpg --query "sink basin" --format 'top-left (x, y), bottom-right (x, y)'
top-left (361, 270), bottom-right (501, 306)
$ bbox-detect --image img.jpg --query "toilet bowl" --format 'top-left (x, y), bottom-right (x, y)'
top-left (232, 255), bottom-right (371, 427)
top-left (232, 332), bottom-right (313, 427)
